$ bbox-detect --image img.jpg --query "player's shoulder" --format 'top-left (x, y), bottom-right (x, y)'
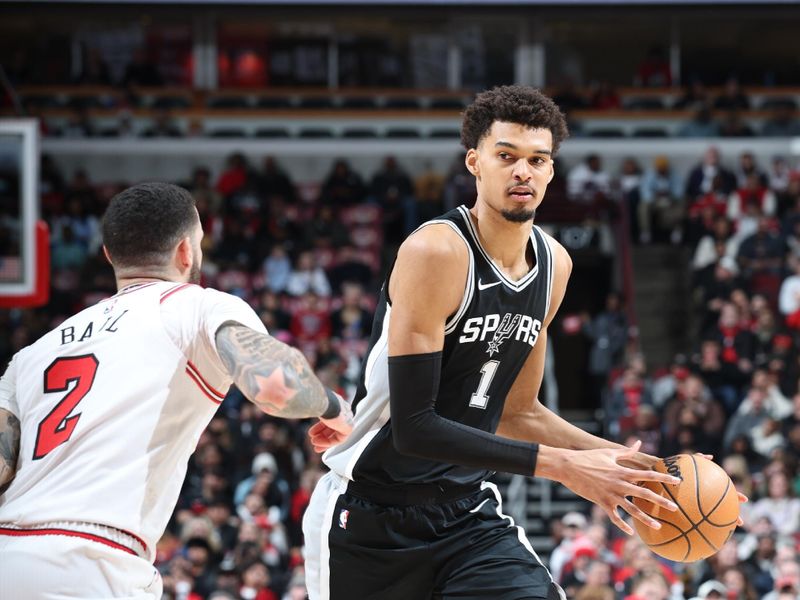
top-left (536, 226), bottom-right (572, 276)
top-left (398, 222), bottom-right (469, 267)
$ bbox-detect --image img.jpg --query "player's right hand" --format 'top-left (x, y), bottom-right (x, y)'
top-left (554, 440), bottom-right (681, 536)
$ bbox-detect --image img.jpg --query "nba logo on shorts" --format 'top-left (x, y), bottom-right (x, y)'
top-left (339, 509), bottom-right (349, 530)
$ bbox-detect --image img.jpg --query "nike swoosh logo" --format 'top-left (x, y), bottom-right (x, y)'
top-left (477, 279), bottom-right (502, 291)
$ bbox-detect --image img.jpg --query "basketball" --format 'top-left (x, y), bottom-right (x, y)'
top-left (632, 454), bottom-right (739, 562)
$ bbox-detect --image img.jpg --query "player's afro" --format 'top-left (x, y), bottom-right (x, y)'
top-left (102, 182), bottom-right (197, 268)
top-left (461, 85), bottom-right (569, 154)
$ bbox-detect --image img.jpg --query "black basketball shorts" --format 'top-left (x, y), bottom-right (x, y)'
top-left (303, 472), bottom-right (565, 600)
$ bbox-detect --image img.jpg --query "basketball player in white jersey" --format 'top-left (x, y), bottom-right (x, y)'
top-left (304, 87), bottom-right (745, 600)
top-left (0, 182), bottom-right (353, 599)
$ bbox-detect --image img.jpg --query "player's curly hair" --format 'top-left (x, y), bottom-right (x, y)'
top-left (461, 85), bottom-right (569, 154)
top-left (102, 182), bottom-right (197, 268)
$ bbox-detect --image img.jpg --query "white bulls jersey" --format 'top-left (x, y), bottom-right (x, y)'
top-left (0, 281), bottom-right (265, 561)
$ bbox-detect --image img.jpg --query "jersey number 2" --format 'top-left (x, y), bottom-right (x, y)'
top-left (33, 354), bottom-right (99, 460)
top-left (469, 360), bottom-right (499, 409)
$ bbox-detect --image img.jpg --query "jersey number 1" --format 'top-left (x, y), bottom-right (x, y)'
top-left (469, 360), bottom-right (499, 409)
top-left (33, 354), bottom-right (99, 460)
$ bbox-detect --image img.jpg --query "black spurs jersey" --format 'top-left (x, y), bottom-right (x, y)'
top-left (323, 205), bottom-right (555, 489)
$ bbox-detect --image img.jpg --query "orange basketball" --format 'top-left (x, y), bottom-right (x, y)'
top-left (632, 454), bottom-right (739, 562)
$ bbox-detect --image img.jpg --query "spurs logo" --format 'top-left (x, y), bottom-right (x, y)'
top-left (486, 313), bottom-right (522, 357)
top-left (459, 313), bottom-right (542, 350)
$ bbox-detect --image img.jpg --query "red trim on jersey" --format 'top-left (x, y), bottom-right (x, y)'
top-left (186, 362), bottom-right (225, 404)
top-left (0, 526), bottom-right (137, 556)
top-left (186, 361), bottom-right (225, 398)
top-left (159, 283), bottom-right (193, 304)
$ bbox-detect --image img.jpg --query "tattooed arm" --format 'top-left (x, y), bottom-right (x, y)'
top-left (0, 409), bottom-right (20, 496)
top-left (215, 322), bottom-right (353, 435)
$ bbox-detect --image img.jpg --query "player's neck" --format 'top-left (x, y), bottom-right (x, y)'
top-left (115, 273), bottom-right (183, 292)
top-left (469, 203), bottom-right (534, 279)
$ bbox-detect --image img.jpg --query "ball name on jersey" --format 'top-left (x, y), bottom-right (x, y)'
top-left (458, 312), bottom-right (542, 354)
top-left (59, 310), bottom-right (129, 346)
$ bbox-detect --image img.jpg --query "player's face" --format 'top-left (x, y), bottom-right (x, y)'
top-left (466, 121), bottom-right (554, 223)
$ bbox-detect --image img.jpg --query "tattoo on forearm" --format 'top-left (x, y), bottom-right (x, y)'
top-left (216, 323), bottom-right (328, 419)
top-left (0, 409), bottom-right (20, 493)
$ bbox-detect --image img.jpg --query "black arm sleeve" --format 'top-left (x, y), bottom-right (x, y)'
top-left (388, 351), bottom-right (538, 476)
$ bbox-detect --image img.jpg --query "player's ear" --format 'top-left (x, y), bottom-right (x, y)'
top-left (465, 149), bottom-right (480, 178)
top-left (101, 245), bottom-right (114, 266)
top-left (547, 159), bottom-right (555, 183)
top-left (174, 235), bottom-right (193, 274)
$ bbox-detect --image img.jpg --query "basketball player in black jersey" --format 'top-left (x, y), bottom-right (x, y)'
top-left (302, 86), bottom-right (685, 600)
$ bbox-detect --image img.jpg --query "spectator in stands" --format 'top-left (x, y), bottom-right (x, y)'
top-left (769, 156), bottom-right (792, 198)
top-left (550, 511), bottom-right (589, 585)
top-left (551, 78), bottom-right (588, 111)
top-left (560, 537), bottom-right (599, 598)
top-left (238, 560), bottom-right (278, 600)
top-left (734, 152), bottom-right (769, 188)
top-left (748, 469), bottom-right (800, 538)
top-left (216, 153), bottom-right (250, 198)
top-left (619, 157), bottom-right (642, 238)
top-left (74, 47), bottom-right (111, 86)
top-left (370, 156), bottom-right (416, 242)
top-left (63, 107), bottom-right (95, 138)
top-left (720, 566), bottom-right (759, 600)
top-left (678, 105), bottom-right (720, 138)
top-left (303, 205), bottom-right (350, 250)
top-left (693, 539), bottom-right (749, 595)
top-left (327, 244), bottom-right (373, 294)
top-left (330, 282), bottom-right (373, 341)
top-left (708, 301), bottom-right (754, 380)
top-left (257, 290), bottom-right (291, 337)
top-left (674, 78), bottom-right (711, 110)
top-left (567, 154), bottom-right (612, 203)
top-left (714, 77), bottom-right (751, 111)
top-left (780, 256), bottom-right (800, 328)
top-left (634, 46), bottom-right (672, 87)
top-left (286, 250), bottom-right (331, 297)
top-left (687, 176), bottom-right (734, 246)
top-left (122, 47), bottom-right (163, 87)
top-left (257, 157), bottom-right (296, 205)
top-left (724, 385), bottom-right (782, 452)
top-left (762, 105), bottom-right (800, 137)
top-left (589, 81), bottom-right (621, 110)
top-left (729, 173), bottom-right (777, 229)
top-left (690, 580), bottom-right (727, 600)
top-left (607, 364), bottom-right (654, 439)
top-left (189, 166), bottom-right (223, 217)
top-left (289, 292), bottom-right (332, 345)
top-left (639, 155), bottom-right (684, 244)
top-left (719, 111), bottom-right (755, 137)
top-left (414, 160), bottom-right (445, 223)
top-left (51, 224), bottom-right (88, 270)
top-left (142, 109), bottom-right (182, 138)
top-left (762, 559), bottom-right (800, 600)
top-left (581, 291), bottom-right (628, 407)
top-left (694, 338), bottom-right (747, 414)
top-left (736, 215), bottom-right (785, 284)
top-left (320, 159), bottom-right (366, 207)
top-left (692, 215), bottom-right (737, 272)
top-left (784, 195), bottom-right (800, 259)
top-left (686, 147), bottom-right (737, 201)
top-left (442, 154), bottom-right (476, 211)
top-left (662, 374), bottom-right (726, 455)
top-left (262, 244), bottom-right (292, 294)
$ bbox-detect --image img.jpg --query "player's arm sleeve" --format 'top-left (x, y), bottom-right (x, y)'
top-left (389, 351), bottom-right (539, 476)
top-left (0, 356), bottom-right (21, 492)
